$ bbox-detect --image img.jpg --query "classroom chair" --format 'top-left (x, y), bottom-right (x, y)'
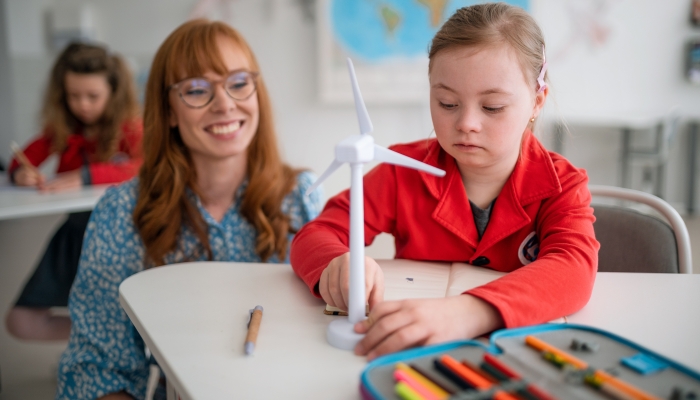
top-left (620, 108), bottom-right (681, 199)
top-left (589, 184), bottom-right (692, 274)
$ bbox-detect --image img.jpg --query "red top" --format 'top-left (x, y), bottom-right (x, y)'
top-left (290, 132), bottom-right (599, 328)
top-left (9, 119), bottom-right (143, 185)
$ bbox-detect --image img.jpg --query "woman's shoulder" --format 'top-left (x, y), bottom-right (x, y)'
top-left (94, 178), bottom-right (140, 217)
top-left (282, 170), bottom-right (323, 221)
top-left (287, 170), bottom-right (321, 202)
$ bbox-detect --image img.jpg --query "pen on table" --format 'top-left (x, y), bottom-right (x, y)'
top-left (10, 141), bottom-right (40, 175)
top-left (245, 305), bottom-right (263, 356)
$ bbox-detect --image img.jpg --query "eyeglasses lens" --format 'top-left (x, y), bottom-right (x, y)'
top-left (178, 72), bottom-right (256, 108)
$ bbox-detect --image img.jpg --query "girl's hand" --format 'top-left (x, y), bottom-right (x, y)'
top-left (13, 166), bottom-right (45, 187)
top-left (353, 295), bottom-right (504, 360)
top-left (39, 170), bottom-right (83, 192)
top-left (319, 252), bottom-right (385, 312)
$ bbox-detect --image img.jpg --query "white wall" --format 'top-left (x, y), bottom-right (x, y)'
top-left (3, 0), bottom-right (699, 203)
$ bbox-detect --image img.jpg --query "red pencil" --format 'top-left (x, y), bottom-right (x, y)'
top-left (482, 354), bottom-right (557, 400)
top-left (440, 355), bottom-right (519, 400)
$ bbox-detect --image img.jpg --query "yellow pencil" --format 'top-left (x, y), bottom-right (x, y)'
top-left (10, 141), bottom-right (40, 175)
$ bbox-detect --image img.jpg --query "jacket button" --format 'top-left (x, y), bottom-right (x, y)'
top-left (472, 256), bottom-right (490, 266)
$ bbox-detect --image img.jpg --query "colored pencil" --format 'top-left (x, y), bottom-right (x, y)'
top-left (433, 358), bottom-right (473, 390)
top-left (524, 335), bottom-right (587, 369)
top-left (10, 141), bottom-right (40, 175)
top-left (396, 381), bottom-right (426, 400)
top-left (439, 355), bottom-right (519, 400)
top-left (409, 363), bottom-right (455, 395)
top-left (396, 363), bottom-right (449, 399)
top-left (394, 369), bottom-right (441, 400)
top-left (482, 354), bottom-right (557, 400)
top-left (524, 335), bottom-right (661, 400)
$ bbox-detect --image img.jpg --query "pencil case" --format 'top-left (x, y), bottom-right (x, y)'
top-left (359, 323), bottom-right (700, 400)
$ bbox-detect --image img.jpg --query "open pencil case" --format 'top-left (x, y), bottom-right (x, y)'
top-left (360, 324), bottom-right (700, 400)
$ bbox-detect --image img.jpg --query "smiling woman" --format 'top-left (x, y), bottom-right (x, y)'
top-left (55, 20), bottom-right (323, 399)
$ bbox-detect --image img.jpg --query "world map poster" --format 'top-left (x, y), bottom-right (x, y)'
top-left (318, 0), bottom-right (529, 104)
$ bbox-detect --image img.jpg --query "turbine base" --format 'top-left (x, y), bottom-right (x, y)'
top-left (327, 318), bottom-right (364, 350)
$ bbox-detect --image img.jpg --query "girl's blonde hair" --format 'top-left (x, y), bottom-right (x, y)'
top-left (42, 42), bottom-right (139, 160)
top-left (428, 2), bottom-right (548, 92)
top-left (133, 19), bottom-right (300, 266)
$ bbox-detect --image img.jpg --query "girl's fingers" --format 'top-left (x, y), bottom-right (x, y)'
top-left (337, 260), bottom-right (350, 311)
top-left (319, 269), bottom-right (335, 308)
top-left (367, 267), bottom-right (384, 310)
top-left (327, 259), bottom-right (347, 311)
top-left (366, 322), bottom-right (427, 360)
top-left (354, 301), bottom-right (408, 354)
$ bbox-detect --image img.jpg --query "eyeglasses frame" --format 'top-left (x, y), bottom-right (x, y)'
top-left (168, 70), bottom-right (260, 109)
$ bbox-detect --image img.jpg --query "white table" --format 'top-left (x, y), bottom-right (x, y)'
top-left (119, 262), bottom-right (700, 400)
top-left (0, 179), bottom-right (107, 220)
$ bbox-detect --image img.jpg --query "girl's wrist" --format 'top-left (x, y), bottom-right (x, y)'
top-left (458, 294), bottom-right (504, 337)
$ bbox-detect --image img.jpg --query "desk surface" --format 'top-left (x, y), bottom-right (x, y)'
top-left (119, 263), bottom-right (700, 400)
top-left (0, 179), bottom-right (107, 220)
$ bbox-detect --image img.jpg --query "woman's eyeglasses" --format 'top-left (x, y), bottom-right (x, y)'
top-left (169, 71), bottom-right (259, 108)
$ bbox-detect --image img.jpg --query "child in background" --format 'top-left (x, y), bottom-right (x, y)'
top-left (291, 3), bottom-right (599, 360)
top-left (5, 42), bottom-right (143, 341)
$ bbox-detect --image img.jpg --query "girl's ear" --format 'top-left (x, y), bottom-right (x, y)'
top-left (532, 86), bottom-right (548, 119)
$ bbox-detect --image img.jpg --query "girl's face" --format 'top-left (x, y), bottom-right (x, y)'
top-left (169, 36), bottom-right (259, 165)
top-left (429, 44), bottom-right (546, 174)
top-left (64, 72), bottom-right (111, 126)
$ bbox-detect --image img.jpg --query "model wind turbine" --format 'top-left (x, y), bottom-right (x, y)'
top-left (306, 58), bottom-right (446, 350)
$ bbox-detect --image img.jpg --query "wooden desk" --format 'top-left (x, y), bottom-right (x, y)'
top-left (119, 262), bottom-right (700, 400)
top-left (0, 178), bottom-right (107, 220)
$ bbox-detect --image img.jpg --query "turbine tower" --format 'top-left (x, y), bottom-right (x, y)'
top-left (306, 58), bottom-right (446, 350)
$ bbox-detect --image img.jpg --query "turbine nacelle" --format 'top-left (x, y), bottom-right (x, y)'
top-left (337, 135), bottom-right (375, 164)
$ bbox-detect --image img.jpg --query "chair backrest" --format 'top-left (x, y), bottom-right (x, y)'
top-left (589, 185), bottom-right (692, 274)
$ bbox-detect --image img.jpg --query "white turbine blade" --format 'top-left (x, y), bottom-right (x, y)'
top-left (306, 159), bottom-right (344, 196)
top-left (373, 145), bottom-right (446, 177)
top-left (346, 58), bottom-right (373, 135)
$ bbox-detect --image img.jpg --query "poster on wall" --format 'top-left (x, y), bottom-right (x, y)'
top-left (317, 0), bottom-right (530, 104)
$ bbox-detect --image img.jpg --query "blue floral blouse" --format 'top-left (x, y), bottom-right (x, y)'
top-left (56, 172), bottom-right (322, 399)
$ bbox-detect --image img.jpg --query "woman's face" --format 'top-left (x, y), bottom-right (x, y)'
top-left (429, 44), bottom-right (546, 174)
top-left (64, 72), bottom-right (111, 126)
top-left (169, 36), bottom-right (260, 164)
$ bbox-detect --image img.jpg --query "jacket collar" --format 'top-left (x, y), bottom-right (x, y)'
top-left (419, 131), bottom-right (562, 249)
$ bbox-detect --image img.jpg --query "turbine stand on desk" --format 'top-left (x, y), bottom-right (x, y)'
top-left (305, 58), bottom-right (446, 350)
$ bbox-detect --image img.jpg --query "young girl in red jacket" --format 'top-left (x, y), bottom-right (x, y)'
top-left (290, 3), bottom-right (599, 360)
top-left (5, 42), bottom-right (142, 340)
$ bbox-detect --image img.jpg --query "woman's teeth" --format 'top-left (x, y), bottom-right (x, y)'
top-left (210, 121), bottom-right (241, 135)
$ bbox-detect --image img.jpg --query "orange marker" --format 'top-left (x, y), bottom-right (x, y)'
top-left (524, 335), bottom-right (588, 369)
top-left (594, 370), bottom-right (661, 400)
top-left (439, 355), bottom-right (519, 400)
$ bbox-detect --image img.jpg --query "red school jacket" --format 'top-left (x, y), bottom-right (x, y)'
top-left (290, 131), bottom-right (599, 328)
top-left (8, 119), bottom-right (143, 185)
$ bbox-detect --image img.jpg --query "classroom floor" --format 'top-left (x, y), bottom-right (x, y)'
top-left (1, 214), bottom-right (700, 399)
